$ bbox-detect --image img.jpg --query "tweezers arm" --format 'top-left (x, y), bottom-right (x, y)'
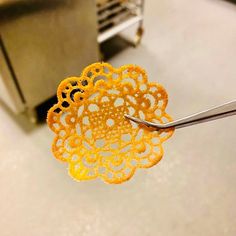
top-left (164, 100), bottom-right (236, 129)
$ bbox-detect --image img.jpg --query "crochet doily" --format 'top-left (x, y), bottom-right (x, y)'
top-left (47, 62), bottom-right (174, 184)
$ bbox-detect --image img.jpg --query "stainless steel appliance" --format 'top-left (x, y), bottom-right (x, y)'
top-left (0, 0), bottom-right (144, 121)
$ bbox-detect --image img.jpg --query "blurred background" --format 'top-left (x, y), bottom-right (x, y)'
top-left (0, 0), bottom-right (236, 235)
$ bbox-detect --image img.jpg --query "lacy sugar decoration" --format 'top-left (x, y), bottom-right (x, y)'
top-left (47, 62), bottom-right (174, 184)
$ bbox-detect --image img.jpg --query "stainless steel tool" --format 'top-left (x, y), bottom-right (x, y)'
top-left (125, 100), bottom-right (236, 130)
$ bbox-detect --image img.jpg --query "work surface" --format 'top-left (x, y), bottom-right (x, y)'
top-left (0, 0), bottom-right (236, 235)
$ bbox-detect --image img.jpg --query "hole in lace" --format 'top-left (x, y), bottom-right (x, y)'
top-left (122, 78), bottom-right (136, 88)
top-left (53, 123), bottom-right (60, 129)
top-left (128, 106), bottom-right (135, 116)
top-left (87, 71), bottom-right (93, 78)
top-left (59, 130), bottom-right (66, 137)
top-left (71, 154), bottom-right (78, 162)
top-left (135, 129), bottom-right (144, 141)
top-left (70, 88), bottom-right (84, 102)
top-left (76, 123), bottom-right (81, 135)
top-left (161, 116), bottom-right (169, 123)
top-left (110, 143), bottom-right (119, 149)
top-left (60, 112), bottom-right (67, 126)
top-left (158, 100), bottom-right (164, 107)
top-left (88, 170), bottom-right (95, 176)
top-left (93, 75), bottom-right (107, 85)
top-left (127, 95), bottom-right (137, 105)
top-left (99, 151), bottom-right (112, 157)
top-left (106, 119), bottom-right (114, 127)
top-left (64, 139), bottom-right (73, 151)
top-left (81, 80), bottom-right (88, 86)
top-left (85, 130), bottom-right (92, 139)
top-left (131, 121), bottom-right (138, 129)
top-left (114, 98), bottom-right (124, 107)
top-left (112, 73), bottom-right (119, 79)
top-left (95, 139), bottom-right (105, 148)
top-left (61, 92), bottom-right (66, 98)
top-left (83, 141), bottom-right (92, 150)
top-left (130, 159), bottom-right (137, 166)
top-left (62, 101), bottom-right (69, 108)
top-left (108, 89), bottom-right (120, 95)
top-left (107, 172), bottom-right (113, 179)
top-left (144, 94), bottom-right (155, 108)
top-left (110, 161), bottom-right (125, 171)
top-left (88, 104), bottom-right (99, 112)
top-left (121, 134), bottom-right (131, 142)
top-left (140, 159), bottom-right (150, 166)
top-left (150, 86), bottom-right (158, 92)
top-left (54, 107), bottom-right (61, 113)
top-left (56, 139), bottom-right (62, 147)
top-left (140, 84), bottom-right (147, 91)
top-left (152, 137), bottom-right (160, 144)
top-left (120, 145), bottom-right (131, 153)
top-left (139, 110), bottom-right (145, 119)
top-left (82, 157), bottom-right (97, 167)
top-left (155, 109), bottom-right (161, 117)
top-left (101, 96), bottom-right (109, 102)
top-left (88, 92), bottom-right (99, 101)
top-left (74, 164), bottom-right (80, 171)
top-left (98, 167), bottom-right (106, 174)
top-left (153, 146), bottom-right (161, 154)
top-left (82, 116), bottom-right (90, 125)
top-left (104, 66), bottom-right (110, 73)
top-left (62, 152), bottom-right (69, 159)
top-left (77, 105), bottom-right (84, 117)
top-left (124, 167), bottom-right (132, 175)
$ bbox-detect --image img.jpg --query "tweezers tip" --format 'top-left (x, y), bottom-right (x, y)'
top-left (124, 114), bottom-right (143, 124)
top-left (124, 114), bottom-right (131, 119)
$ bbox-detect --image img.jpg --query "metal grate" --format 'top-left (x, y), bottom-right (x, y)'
top-left (96, 0), bottom-right (143, 43)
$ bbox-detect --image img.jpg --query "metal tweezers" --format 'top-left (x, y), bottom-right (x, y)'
top-left (125, 100), bottom-right (236, 130)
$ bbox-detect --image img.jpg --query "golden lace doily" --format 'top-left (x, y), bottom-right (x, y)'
top-left (47, 62), bottom-right (174, 184)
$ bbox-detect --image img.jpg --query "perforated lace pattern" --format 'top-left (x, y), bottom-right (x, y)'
top-left (47, 63), bottom-right (174, 184)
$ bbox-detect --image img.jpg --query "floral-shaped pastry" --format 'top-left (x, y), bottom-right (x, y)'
top-left (47, 62), bottom-right (174, 184)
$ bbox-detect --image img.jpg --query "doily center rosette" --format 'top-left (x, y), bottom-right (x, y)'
top-left (47, 62), bottom-right (174, 184)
